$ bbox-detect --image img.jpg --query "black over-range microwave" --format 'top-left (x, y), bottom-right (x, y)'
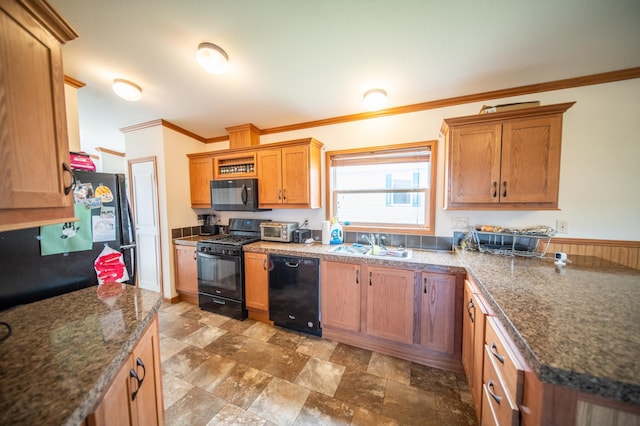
top-left (210, 178), bottom-right (269, 211)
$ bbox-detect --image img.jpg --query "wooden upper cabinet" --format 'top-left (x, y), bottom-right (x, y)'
top-left (321, 260), bottom-right (361, 332)
top-left (442, 102), bottom-right (574, 210)
top-left (257, 138), bottom-right (323, 209)
top-left (188, 156), bottom-right (213, 208)
top-left (0, 0), bottom-right (78, 231)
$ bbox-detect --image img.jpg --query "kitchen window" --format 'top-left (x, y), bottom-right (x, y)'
top-left (326, 141), bottom-right (437, 233)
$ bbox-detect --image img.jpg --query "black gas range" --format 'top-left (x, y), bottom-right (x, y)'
top-left (196, 218), bottom-right (269, 320)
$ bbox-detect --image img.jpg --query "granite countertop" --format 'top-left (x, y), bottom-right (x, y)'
top-left (244, 241), bottom-right (467, 275)
top-left (456, 250), bottom-right (640, 406)
top-left (173, 234), bottom-right (213, 246)
top-left (244, 241), bottom-right (640, 406)
top-left (0, 285), bottom-right (163, 425)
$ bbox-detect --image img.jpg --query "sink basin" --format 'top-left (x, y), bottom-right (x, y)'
top-left (328, 244), bottom-right (412, 259)
top-left (328, 244), bottom-right (369, 255)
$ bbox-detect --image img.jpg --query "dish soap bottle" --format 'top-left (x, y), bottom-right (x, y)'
top-left (329, 217), bottom-right (344, 245)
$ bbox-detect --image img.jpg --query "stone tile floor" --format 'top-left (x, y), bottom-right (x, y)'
top-left (159, 302), bottom-right (477, 425)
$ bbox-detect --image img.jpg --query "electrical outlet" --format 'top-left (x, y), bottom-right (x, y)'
top-left (556, 220), bottom-right (568, 234)
top-left (303, 217), bottom-right (310, 228)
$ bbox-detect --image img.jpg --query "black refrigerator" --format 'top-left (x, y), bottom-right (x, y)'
top-left (0, 171), bottom-right (136, 311)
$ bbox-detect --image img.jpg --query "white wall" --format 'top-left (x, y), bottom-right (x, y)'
top-left (239, 78), bottom-right (639, 241)
top-left (124, 124), bottom-right (209, 300)
top-left (64, 83), bottom-right (81, 152)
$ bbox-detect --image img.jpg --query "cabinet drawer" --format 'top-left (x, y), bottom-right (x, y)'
top-left (482, 344), bottom-right (519, 426)
top-left (484, 316), bottom-right (524, 403)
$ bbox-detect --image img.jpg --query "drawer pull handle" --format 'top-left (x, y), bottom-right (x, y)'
top-left (467, 299), bottom-right (475, 323)
top-left (502, 181), bottom-right (507, 198)
top-left (492, 181), bottom-right (497, 198)
top-left (490, 342), bottom-right (505, 363)
top-left (355, 270), bottom-right (359, 285)
top-left (487, 380), bottom-right (502, 404)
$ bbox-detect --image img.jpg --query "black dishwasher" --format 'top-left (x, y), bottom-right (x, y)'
top-left (268, 255), bottom-right (321, 336)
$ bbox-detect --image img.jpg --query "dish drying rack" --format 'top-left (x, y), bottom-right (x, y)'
top-left (468, 226), bottom-right (556, 258)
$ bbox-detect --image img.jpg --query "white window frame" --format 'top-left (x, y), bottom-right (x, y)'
top-left (325, 140), bottom-right (437, 235)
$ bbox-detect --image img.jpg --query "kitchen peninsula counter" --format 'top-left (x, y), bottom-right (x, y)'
top-left (456, 250), bottom-right (640, 407)
top-left (244, 241), bottom-right (640, 406)
top-left (0, 285), bottom-right (163, 425)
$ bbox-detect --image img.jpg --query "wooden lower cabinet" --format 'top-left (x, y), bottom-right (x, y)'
top-left (174, 244), bottom-right (198, 304)
top-left (419, 272), bottom-right (457, 354)
top-left (365, 265), bottom-right (415, 345)
top-left (321, 261), bottom-right (361, 332)
top-left (244, 252), bottom-right (269, 318)
top-left (87, 316), bottom-right (164, 426)
top-left (462, 277), bottom-right (491, 420)
top-left (320, 260), bottom-right (464, 372)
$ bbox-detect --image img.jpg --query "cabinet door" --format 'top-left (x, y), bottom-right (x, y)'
top-left (244, 252), bottom-right (269, 311)
top-left (0, 2), bottom-right (76, 230)
top-left (281, 145), bottom-right (310, 205)
top-left (500, 115), bottom-right (562, 204)
top-left (448, 123), bottom-right (502, 205)
top-left (174, 245), bottom-right (198, 302)
top-left (462, 280), bottom-right (475, 382)
top-left (130, 317), bottom-right (164, 426)
top-left (86, 355), bottom-right (134, 426)
top-left (365, 266), bottom-right (414, 344)
top-left (257, 149), bottom-right (283, 206)
top-left (321, 261), bottom-right (361, 332)
top-left (189, 157), bottom-right (214, 207)
top-left (420, 272), bottom-right (456, 354)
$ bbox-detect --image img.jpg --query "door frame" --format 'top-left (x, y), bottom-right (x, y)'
top-left (127, 156), bottom-right (163, 295)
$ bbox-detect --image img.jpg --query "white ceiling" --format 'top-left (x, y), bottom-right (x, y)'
top-left (49, 0), bottom-right (640, 153)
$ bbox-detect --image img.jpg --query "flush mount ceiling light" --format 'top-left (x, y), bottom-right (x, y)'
top-left (196, 42), bottom-right (229, 74)
top-left (363, 89), bottom-right (387, 111)
top-left (112, 78), bottom-right (142, 101)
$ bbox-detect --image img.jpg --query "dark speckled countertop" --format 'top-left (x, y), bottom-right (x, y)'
top-left (244, 241), bottom-right (640, 406)
top-left (0, 285), bottom-right (162, 425)
top-left (457, 250), bottom-right (640, 406)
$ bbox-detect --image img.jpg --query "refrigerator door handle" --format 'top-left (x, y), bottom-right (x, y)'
top-left (120, 244), bottom-right (137, 249)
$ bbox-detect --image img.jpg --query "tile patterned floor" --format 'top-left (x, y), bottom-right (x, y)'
top-left (159, 302), bottom-right (477, 426)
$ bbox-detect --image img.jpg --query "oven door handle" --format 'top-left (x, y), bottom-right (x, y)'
top-left (197, 252), bottom-right (220, 260)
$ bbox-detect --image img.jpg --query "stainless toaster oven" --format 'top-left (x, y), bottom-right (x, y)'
top-left (260, 222), bottom-right (298, 242)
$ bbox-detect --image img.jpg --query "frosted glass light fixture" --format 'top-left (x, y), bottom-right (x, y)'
top-left (363, 89), bottom-right (387, 110)
top-left (112, 78), bottom-right (142, 101)
top-left (196, 42), bottom-right (229, 74)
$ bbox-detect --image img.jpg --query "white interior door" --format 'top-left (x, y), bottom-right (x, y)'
top-left (129, 158), bottom-right (162, 294)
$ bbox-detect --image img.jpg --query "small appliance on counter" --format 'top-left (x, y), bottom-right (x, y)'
top-left (260, 222), bottom-right (298, 242)
top-left (292, 228), bottom-right (312, 243)
top-left (198, 214), bottom-right (218, 235)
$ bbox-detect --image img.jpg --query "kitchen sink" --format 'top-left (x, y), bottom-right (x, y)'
top-left (327, 244), bottom-right (412, 259)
